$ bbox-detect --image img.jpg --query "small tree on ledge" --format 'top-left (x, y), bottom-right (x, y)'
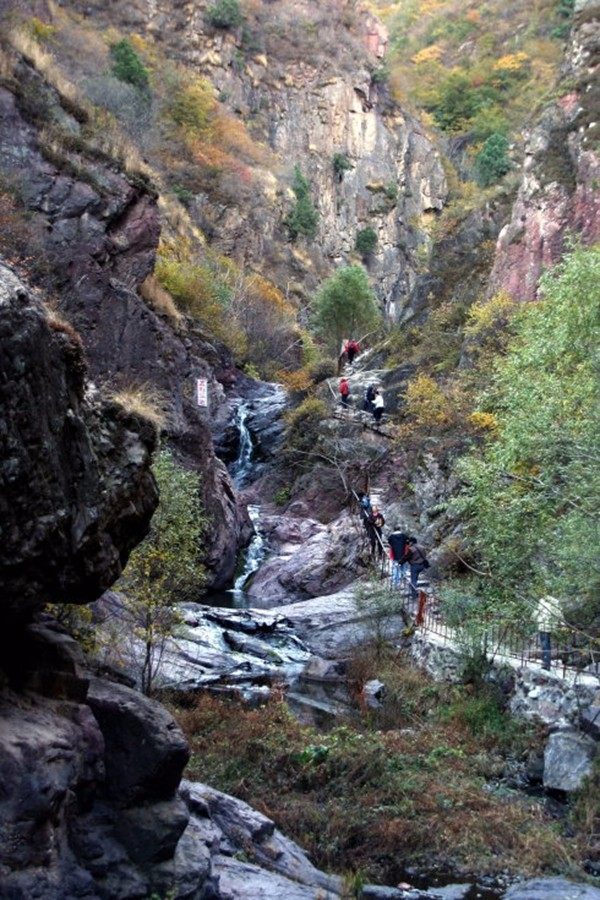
top-left (285, 165), bottom-right (319, 241)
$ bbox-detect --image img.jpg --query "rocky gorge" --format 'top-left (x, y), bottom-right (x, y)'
top-left (0, 0), bottom-right (599, 897)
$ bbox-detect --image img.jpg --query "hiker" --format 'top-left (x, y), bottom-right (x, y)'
top-left (363, 383), bottom-right (376, 412)
top-left (345, 338), bottom-right (361, 365)
top-left (367, 507), bottom-right (386, 557)
top-left (388, 527), bottom-right (409, 588)
top-left (372, 388), bottom-right (385, 424)
top-left (535, 595), bottom-right (562, 670)
top-left (357, 490), bottom-right (373, 521)
top-left (404, 536), bottom-right (429, 601)
top-left (339, 377), bottom-right (350, 408)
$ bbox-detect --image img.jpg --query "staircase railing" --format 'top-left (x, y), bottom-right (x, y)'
top-left (349, 491), bottom-right (600, 678)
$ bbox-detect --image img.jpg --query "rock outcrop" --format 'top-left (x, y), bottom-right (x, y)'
top-left (489, 0), bottom-right (600, 299)
top-left (0, 55), bottom-right (245, 588)
top-left (0, 262), bottom-right (157, 624)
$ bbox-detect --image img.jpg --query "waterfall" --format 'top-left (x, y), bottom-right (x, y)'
top-left (228, 402), bottom-right (266, 607)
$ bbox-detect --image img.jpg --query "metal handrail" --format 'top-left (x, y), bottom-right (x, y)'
top-left (349, 491), bottom-right (600, 678)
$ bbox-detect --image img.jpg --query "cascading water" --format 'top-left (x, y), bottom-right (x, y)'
top-left (229, 402), bottom-right (267, 607)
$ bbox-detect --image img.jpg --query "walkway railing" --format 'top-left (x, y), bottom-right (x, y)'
top-left (350, 491), bottom-right (600, 678)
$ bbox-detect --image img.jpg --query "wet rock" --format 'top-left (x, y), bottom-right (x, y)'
top-left (543, 730), bottom-right (597, 792)
top-left (504, 877), bottom-right (600, 899)
top-left (115, 799), bottom-right (190, 865)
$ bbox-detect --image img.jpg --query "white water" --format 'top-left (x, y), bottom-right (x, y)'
top-left (228, 402), bottom-right (267, 607)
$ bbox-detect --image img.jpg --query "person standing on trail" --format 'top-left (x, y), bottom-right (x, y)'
top-left (363, 383), bottom-right (376, 412)
top-left (404, 536), bottom-right (429, 601)
top-left (339, 377), bottom-right (350, 408)
top-left (372, 388), bottom-right (385, 424)
top-left (535, 595), bottom-right (562, 670)
top-left (345, 338), bottom-right (360, 365)
top-left (388, 527), bottom-right (409, 588)
top-left (367, 507), bottom-right (386, 557)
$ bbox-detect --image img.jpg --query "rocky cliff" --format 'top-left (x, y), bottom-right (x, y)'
top-left (61, 0), bottom-right (448, 318)
top-left (0, 44), bottom-right (246, 587)
top-left (489, 0), bottom-right (600, 299)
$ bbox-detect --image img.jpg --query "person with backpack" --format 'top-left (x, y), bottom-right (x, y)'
top-left (534, 594), bottom-right (562, 670)
top-left (363, 383), bottom-right (376, 412)
top-left (357, 491), bottom-right (373, 521)
top-left (404, 536), bottom-right (429, 600)
top-left (339, 377), bottom-right (350, 408)
top-left (345, 338), bottom-right (361, 365)
top-left (388, 527), bottom-right (409, 588)
top-left (372, 388), bottom-right (385, 424)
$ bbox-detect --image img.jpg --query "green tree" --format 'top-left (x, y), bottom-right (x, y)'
top-left (475, 133), bottom-right (511, 186)
top-left (285, 165), bottom-right (319, 240)
top-left (119, 449), bottom-right (207, 693)
top-left (311, 265), bottom-right (381, 352)
top-left (206, 0), bottom-right (243, 28)
top-left (456, 245), bottom-right (600, 626)
top-left (110, 39), bottom-right (149, 92)
top-left (355, 226), bottom-right (378, 257)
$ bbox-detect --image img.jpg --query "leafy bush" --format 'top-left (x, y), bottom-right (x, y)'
top-left (457, 246), bottom-right (600, 616)
top-left (311, 265), bottom-right (381, 353)
top-left (333, 152), bottom-right (352, 180)
top-left (110, 39), bottom-right (149, 92)
top-left (119, 450), bottom-right (207, 693)
top-left (475, 133), bottom-right (511, 186)
top-left (404, 373), bottom-right (449, 427)
top-left (167, 75), bottom-right (215, 136)
top-left (285, 165), bottom-right (319, 240)
top-left (308, 358), bottom-right (337, 384)
top-left (274, 486), bottom-right (292, 507)
top-left (206, 0), bottom-right (243, 29)
top-left (284, 397), bottom-right (327, 454)
top-left (355, 226), bottom-right (378, 256)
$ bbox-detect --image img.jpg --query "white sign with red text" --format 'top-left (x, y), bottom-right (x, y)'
top-left (196, 378), bottom-right (208, 407)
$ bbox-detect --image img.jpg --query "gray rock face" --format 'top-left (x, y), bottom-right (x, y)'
top-left (543, 730), bottom-right (597, 792)
top-left (0, 262), bottom-right (158, 622)
top-left (504, 877), bottom-right (600, 899)
top-left (510, 668), bottom-right (600, 727)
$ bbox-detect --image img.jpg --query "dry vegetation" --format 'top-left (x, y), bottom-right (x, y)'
top-left (111, 383), bottom-right (167, 428)
top-left (174, 649), bottom-right (589, 883)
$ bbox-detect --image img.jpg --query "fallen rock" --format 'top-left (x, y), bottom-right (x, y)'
top-left (543, 730), bottom-right (597, 792)
top-left (361, 679), bottom-right (387, 709)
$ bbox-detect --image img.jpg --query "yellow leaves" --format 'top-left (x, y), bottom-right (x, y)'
top-left (469, 411), bottom-right (498, 433)
top-left (493, 52), bottom-right (529, 73)
top-left (168, 74), bottom-right (216, 137)
top-left (404, 374), bottom-right (450, 426)
top-left (246, 274), bottom-right (295, 318)
top-left (411, 44), bottom-right (443, 66)
top-left (277, 368), bottom-right (313, 393)
top-left (465, 292), bottom-right (516, 337)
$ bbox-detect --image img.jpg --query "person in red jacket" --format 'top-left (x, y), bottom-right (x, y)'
top-left (339, 377), bottom-right (350, 408)
top-left (344, 339), bottom-right (361, 365)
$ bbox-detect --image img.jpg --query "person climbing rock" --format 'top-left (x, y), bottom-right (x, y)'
top-left (357, 490), bottom-right (373, 519)
top-left (345, 338), bottom-right (360, 365)
top-left (372, 388), bottom-right (385, 424)
top-left (535, 594), bottom-right (562, 670)
top-left (388, 526), bottom-right (409, 588)
top-left (367, 507), bottom-right (385, 557)
top-left (404, 536), bottom-right (429, 600)
top-left (339, 377), bottom-right (350, 408)
top-left (363, 383), bottom-right (376, 412)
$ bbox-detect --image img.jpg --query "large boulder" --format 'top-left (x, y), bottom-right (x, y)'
top-left (543, 730), bottom-right (597, 792)
top-left (0, 262), bottom-right (158, 623)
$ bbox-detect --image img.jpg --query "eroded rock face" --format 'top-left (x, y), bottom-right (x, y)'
top-left (0, 262), bottom-right (158, 622)
top-left (489, 1), bottom-right (600, 298)
top-left (0, 63), bottom-right (246, 589)
top-left (543, 730), bottom-right (597, 793)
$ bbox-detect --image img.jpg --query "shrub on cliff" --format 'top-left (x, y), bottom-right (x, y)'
top-left (284, 397), bottom-right (327, 456)
top-left (119, 449), bottom-right (207, 693)
top-left (474, 133), bottom-right (511, 186)
top-left (206, 0), bottom-right (243, 29)
top-left (284, 166), bottom-right (319, 241)
top-left (311, 265), bottom-right (381, 353)
top-left (110, 39), bottom-right (149, 92)
top-left (355, 226), bottom-right (378, 258)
